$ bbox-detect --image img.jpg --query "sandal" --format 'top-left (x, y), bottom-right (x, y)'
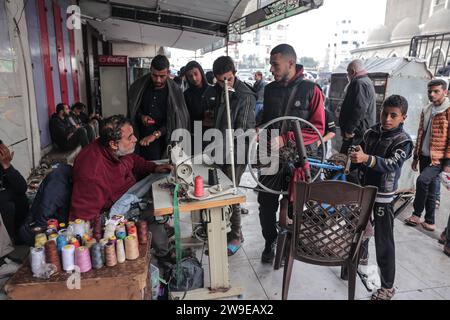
top-left (404, 215), bottom-right (421, 226)
top-left (421, 222), bottom-right (436, 231)
top-left (371, 287), bottom-right (395, 300)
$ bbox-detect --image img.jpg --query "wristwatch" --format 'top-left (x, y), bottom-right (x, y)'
top-left (153, 131), bottom-right (161, 139)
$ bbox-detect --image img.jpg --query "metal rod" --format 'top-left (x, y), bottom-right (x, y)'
top-left (223, 78), bottom-right (237, 194)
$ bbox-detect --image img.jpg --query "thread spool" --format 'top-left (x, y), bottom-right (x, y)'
top-left (45, 240), bottom-right (61, 272)
top-left (30, 247), bottom-right (45, 276)
top-left (108, 236), bottom-right (117, 246)
top-left (59, 222), bottom-right (66, 230)
top-left (125, 235), bottom-right (139, 260)
top-left (75, 246), bottom-right (92, 273)
top-left (46, 227), bottom-right (57, 237)
top-left (99, 239), bottom-right (108, 264)
top-left (85, 237), bottom-right (97, 249)
top-left (90, 243), bottom-right (104, 269)
top-left (62, 244), bottom-right (75, 272)
top-left (74, 219), bottom-right (84, 236)
top-left (105, 243), bottom-right (117, 267)
top-left (56, 234), bottom-right (68, 252)
top-left (47, 219), bottom-right (59, 230)
top-left (70, 237), bottom-right (80, 248)
top-left (127, 224), bottom-right (138, 237)
top-left (137, 220), bottom-right (148, 245)
top-left (116, 224), bottom-right (127, 239)
top-left (48, 233), bottom-right (58, 243)
top-left (35, 233), bottom-right (47, 248)
top-left (208, 168), bottom-right (219, 186)
top-left (116, 239), bottom-right (126, 263)
top-left (194, 175), bottom-right (204, 197)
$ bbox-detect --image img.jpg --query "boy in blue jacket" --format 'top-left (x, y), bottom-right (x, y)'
top-left (350, 95), bottom-right (413, 300)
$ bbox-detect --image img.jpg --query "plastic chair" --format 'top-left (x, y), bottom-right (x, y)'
top-left (280, 180), bottom-right (377, 300)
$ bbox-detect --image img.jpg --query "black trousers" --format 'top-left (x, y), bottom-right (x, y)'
top-left (257, 192), bottom-right (281, 247)
top-left (0, 190), bottom-right (29, 243)
top-left (61, 127), bottom-right (90, 151)
top-left (413, 156), bottom-right (442, 224)
top-left (373, 202), bottom-right (396, 289)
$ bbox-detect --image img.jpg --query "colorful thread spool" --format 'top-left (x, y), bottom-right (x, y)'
top-left (59, 222), bottom-right (66, 230)
top-left (85, 237), bottom-right (97, 249)
top-left (99, 238), bottom-right (108, 264)
top-left (125, 235), bottom-right (139, 260)
top-left (90, 243), bottom-right (104, 269)
top-left (194, 175), bottom-right (204, 197)
top-left (45, 240), bottom-right (61, 273)
top-left (70, 237), bottom-right (80, 248)
top-left (48, 233), bottom-right (58, 243)
top-left (73, 219), bottom-right (84, 236)
top-left (35, 233), bottom-right (47, 248)
top-left (105, 243), bottom-right (117, 267)
top-left (108, 236), bottom-right (117, 245)
top-left (116, 239), bottom-right (126, 263)
top-left (56, 234), bottom-right (68, 252)
top-left (47, 219), bottom-right (59, 230)
top-left (62, 244), bottom-right (75, 272)
top-left (137, 220), bottom-right (148, 245)
top-left (30, 247), bottom-right (45, 276)
top-left (75, 246), bottom-right (92, 273)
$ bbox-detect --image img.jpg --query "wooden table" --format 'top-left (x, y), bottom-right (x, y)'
top-left (152, 165), bottom-right (246, 300)
top-left (5, 238), bottom-right (152, 300)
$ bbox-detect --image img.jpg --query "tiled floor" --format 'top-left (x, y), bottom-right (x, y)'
top-left (2, 171), bottom-right (449, 300)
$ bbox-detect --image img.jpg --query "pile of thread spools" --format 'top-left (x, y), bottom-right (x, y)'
top-left (30, 216), bottom-right (149, 278)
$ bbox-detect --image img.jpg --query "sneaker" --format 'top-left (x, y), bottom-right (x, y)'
top-left (0, 258), bottom-right (20, 278)
top-left (438, 232), bottom-right (446, 245)
top-left (261, 242), bottom-right (276, 264)
top-left (371, 287), bottom-right (396, 300)
top-left (404, 215), bottom-right (421, 226)
top-left (444, 245), bottom-right (450, 257)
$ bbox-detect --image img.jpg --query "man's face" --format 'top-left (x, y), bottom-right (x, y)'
top-left (114, 124), bottom-right (137, 156)
top-left (270, 53), bottom-right (293, 82)
top-left (215, 71), bottom-right (235, 89)
top-left (254, 73), bottom-right (262, 81)
top-left (63, 105), bottom-right (70, 116)
top-left (346, 67), bottom-right (355, 82)
top-left (151, 68), bottom-right (170, 89)
top-left (428, 85), bottom-right (448, 105)
top-left (380, 106), bottom-right (406, 130)
top-left (186, 68), bottom-right (203, 88)
top-left (73, 108), bottom-right (82, 116)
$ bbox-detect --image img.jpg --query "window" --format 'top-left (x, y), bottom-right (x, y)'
top-left (430, 0), bottom-right (447, 16)
top-left (342, 41), bottom-right (348, 45)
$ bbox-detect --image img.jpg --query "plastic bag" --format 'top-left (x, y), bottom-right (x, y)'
top-left (440, 171), bottom-right (450, 191)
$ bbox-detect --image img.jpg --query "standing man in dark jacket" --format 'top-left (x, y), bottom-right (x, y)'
top-left (0, 140), bottom-right (28, 243)
top-left (128, 55), bottom-right (190, 160)
top-left (184, 61), bottom-right (211, 138)
top-left (338, 59), bottom-right (376, 153)
top-left (210, 56), bottom-right (256, 255)
top-left (253, 71), bottom-right (267, 124)
top-left (258, 44), bottom-right (325, 263)
top-left (49, 103), bottom-right (90, 151)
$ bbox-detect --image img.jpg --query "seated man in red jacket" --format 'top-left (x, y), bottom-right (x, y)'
top-left (69, 115), bottom-right (172, 239)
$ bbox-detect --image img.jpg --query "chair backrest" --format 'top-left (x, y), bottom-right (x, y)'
top-left (291, 180), bottom-right (377, 266)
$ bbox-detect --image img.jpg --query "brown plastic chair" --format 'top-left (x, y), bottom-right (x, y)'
top-left (280, 180), bottom-right (377, 300)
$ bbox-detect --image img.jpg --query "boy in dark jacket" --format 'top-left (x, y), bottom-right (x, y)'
top-left (350, 95), bottom-right (413, 300)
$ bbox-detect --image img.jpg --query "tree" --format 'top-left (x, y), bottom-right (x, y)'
top-left (299, 57), bottom-right (319, 68)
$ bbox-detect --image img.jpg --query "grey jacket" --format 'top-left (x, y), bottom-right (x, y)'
top-left (127, 74), bottom-right (190, 145)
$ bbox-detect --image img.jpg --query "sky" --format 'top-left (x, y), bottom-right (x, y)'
top-left (170, 0), bottom-right (388, 68)
top-left (284, 0), bottom-right (388, 59)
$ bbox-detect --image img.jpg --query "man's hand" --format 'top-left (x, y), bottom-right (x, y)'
top-left (141, 115), bottom-right (154, 126)
top-left (0, 144), bottom-right (14, 169)
top-left (412, 159), bottom-right (419, 172)
top-left (350, 145), bottom-right (369, 164)
top-left (154, 164), bottom-right (173, 173)
top-left (140, 135), bottom-right (156, 146)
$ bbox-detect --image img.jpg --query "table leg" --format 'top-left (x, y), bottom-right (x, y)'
top-left (206, 207), bottom-right (230, 289)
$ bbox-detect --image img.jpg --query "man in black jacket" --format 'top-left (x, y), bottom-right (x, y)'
top-left (184, 61), bottom-right (211, 137)
top-left (49, 103), bottom-right (90, 151)
top-left (0, 140), bottom-right (28, 243)
top-left (258, 44), bottom-right (325, 264)
top-left (210, 56), bottom-right (256, 255)
top-left (127, 55), bottom-right (190, 160)
top-left (338, 59), bottom-right (376, 153)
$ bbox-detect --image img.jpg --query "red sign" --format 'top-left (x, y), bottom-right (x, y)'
top-left (98, 55), bottom-right (127, 66)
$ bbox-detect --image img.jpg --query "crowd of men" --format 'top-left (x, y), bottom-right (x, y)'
top-left (1, 43), bottom-right (449, 301)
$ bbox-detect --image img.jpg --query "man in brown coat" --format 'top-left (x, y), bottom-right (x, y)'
top-left (405, 79), bottom-right (450, 233)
